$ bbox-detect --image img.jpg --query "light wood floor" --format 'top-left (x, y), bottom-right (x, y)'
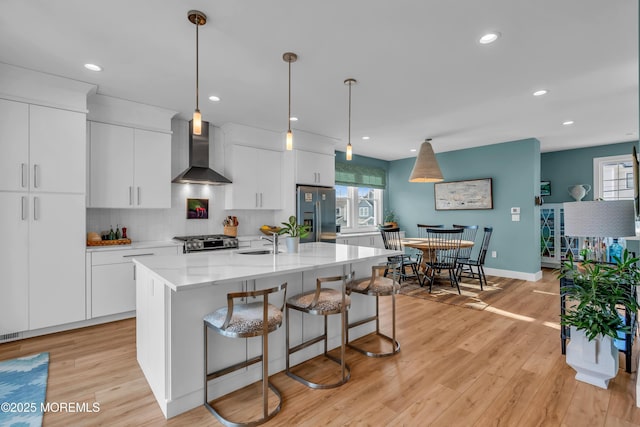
top-left (2, 269), bottom-right (640, 426)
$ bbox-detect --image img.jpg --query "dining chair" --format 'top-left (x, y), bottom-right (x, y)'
top-left (457, 227), bottom-right (493, 290)
top-left (422, 227), bottom-right (464, 294)
top-left (417, 224), bottom-right (444, 238)
top-left (379, 227), bottom-right (420, 283)
top-left (452, 224), bottom-right (479, 264)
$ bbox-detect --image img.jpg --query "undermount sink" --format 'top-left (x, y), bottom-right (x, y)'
top-left (237, 249), bottom-right (280, 255)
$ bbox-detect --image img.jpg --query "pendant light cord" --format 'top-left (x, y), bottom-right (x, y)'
top-left (348, 81), bottom-right (352, 146)
top-left (288, 60), bottom-right (291, 132)
top-left (195, 13), bottom-right (200, 112)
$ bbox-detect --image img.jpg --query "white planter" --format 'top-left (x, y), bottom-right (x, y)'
top-left (566, 326), bottom-right (618, 389)
top-left (285, 236), bottom-right (300, 253)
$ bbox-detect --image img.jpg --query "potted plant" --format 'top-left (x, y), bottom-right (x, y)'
top-left (557, 250), bottom-right (640, 388)
top-left (383, 210), bottom-right (398, 228)
top-left (278, 215), bottom-right (311, 253)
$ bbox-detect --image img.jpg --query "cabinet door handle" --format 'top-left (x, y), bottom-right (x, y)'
top-left (21, 196), bottom-right (27, 220)
top-left (317, 172), bottom-right (320, 183)
top-left (33, 164), bottom-right (40, 188)
top-left (33, 196), bottom-right (39, 221)
top-left (123, 253), bottom-right (155, 258)
top-left (137, 187), bottom-right (141, 206)
top-left (260, 192), bottom-right (263, 207)
top-left (21, 163), bottom-right (27, 188)
top-left (255, 193), bottom-right (259, 208)
top-left (129, 186), bottom-right (133, 205)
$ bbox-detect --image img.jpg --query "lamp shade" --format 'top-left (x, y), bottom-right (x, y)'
top-left (563, 200), bottom-right (636, 238)
top-left (408, 139), bottom-right (444, 182)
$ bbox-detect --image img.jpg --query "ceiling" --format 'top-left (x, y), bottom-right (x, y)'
top-left (0, 0), bottom-right (637, 160)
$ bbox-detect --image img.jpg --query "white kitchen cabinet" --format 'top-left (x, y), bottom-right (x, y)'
top-left (29, 193), bottom-right (86, 330)
top-left (88, 122), bottom-right (171, 208)
top-left (295, 150), bottom-right (335, 187)
top-left (0, 193), bottom-right (86, 333)
top-left (0, 99), bottom-right (85, 193)
top-left (0, 192), bottom-right (29, 335)
top-left (89, 245), bottom-right (179, 318)
top-left (336, 233), bottom-right (388, 249)
top-left (225, 145), bottom-right (282, 209)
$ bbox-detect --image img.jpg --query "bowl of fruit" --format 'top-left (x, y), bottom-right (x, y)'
top-left (259, 225), bottom-right (281, 236)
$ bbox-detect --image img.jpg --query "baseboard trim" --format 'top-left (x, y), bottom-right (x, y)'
top-left (483, 267), bottom-right (543, 282)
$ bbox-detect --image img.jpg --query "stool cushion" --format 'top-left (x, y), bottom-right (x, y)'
top-left (204, 302), bottom-right (283, 337)
top-left (287, 288), bottom-right (351, 314)
top-left (348, 276), bottom-right (395, 295)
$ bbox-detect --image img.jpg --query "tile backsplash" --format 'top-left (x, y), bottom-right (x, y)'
top-left (87, 184), bottom-right (276, 241)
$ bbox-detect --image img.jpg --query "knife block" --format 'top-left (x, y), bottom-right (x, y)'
top-left (223, 226), bottom-right (237, 237)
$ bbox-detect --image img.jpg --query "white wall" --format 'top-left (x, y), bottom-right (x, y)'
top-left (87, 119), bottom-right (278, 241)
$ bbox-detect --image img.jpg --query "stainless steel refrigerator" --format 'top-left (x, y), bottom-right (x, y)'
top-left (297, 185), bottom-right (337, 243)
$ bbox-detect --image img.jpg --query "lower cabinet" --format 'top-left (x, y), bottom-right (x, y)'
top-left (336, 233), bottom-right (385, 249)
top-left (88, 245), bottom-right (179, 318)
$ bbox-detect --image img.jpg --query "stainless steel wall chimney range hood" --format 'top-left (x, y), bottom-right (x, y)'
top-left (172, 120), bottom-right (232, 185)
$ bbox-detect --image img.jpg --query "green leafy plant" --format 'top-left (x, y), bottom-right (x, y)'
top-left (557, 249), bottom-right (640, 341)
top-left (383, 210), bottom-right (397, 223)
top-left (277, 215), bottom-right (310, 238)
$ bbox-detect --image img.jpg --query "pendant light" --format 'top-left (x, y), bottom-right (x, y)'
top-left (189, 10), bottom-right (206, 136)
top-left (408, 138), bottom-right (444, 182)
top-left (283, 52), bottom-right (298, 150)
top-left (344, 78), bottom-right (357, 161)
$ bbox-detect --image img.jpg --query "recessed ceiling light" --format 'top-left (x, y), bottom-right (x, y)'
top-left (84, 63), bottom-right (102, 72)
top-left (410, 148), bottom-right (417, 152)
top-left (533, 89), bottom-right (548, 96)
top-left (362, 136), bottom-right (370, 140)
top-left (208, 95), bottom-right (220, 102)
top-left (562, 120), bottom-right (574, 126)
top-left (290, 116), bottom-right (298, 121)
top-left (479, 32), bottom-right (500, 44)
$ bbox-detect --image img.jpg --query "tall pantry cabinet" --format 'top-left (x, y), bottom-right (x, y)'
top-left (0, 64), bottom-right (94, 337)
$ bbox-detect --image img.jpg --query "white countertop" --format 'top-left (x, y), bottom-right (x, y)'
top-left (133, 242), bottom-right (400, 292)
top-left (86, 240), bottom-right (182, 252)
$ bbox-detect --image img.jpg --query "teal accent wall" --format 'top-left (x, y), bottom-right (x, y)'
top-left (387, 138), bottom-right (541, 275)
top-left (541, 141), bottom-right (639, 203)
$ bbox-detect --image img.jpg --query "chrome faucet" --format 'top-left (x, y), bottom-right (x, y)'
top-left (260, 232), bottom-right (279, 254)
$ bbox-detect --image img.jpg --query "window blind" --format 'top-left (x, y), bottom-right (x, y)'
top-left (335, 162), bottom-right (386, 189)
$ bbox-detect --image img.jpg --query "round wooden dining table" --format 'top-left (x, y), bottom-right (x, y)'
top-left (401, 238), bottom-right (475, 274)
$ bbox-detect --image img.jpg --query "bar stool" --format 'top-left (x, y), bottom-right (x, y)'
top-left (204, 282), bottom-right (287, 427)
top-left (286, 272), bottom-right (352, 389)
top-left (346, 262), bottom-right (401, 357)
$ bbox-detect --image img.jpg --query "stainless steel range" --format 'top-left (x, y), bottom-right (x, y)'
top-left (174, 234), bottom-right (239, 253)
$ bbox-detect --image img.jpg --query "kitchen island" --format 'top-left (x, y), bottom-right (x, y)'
top-left (133, 242), bottom-right (400, 418)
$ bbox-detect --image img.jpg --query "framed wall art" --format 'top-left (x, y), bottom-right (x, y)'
top-left (187, 198), bottom-right (209, 219)
top-left (434, 178), bottom-right (493, 210)
top-left (540, 180), bottom-right (551, 196)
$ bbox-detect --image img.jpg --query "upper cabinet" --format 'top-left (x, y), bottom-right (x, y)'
top-left (88, 122), bottom-right (171, 208)
top-left (86, 94), bottom-right (176, 209)
top-left (222, 123), bottom-right (283, 210)
top-left (225, 145), bottom-right (282, 209)
top-left (0, 99), bottom-right (86, 193)
top-left (295, 150), bottom-right (335, 187)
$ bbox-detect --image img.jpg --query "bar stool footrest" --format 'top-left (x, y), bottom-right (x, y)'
top-left (204, 381), bottom-right (282, 427)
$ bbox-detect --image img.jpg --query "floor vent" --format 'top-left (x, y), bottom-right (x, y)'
top-left (0, 332), bottom-right (21, 342)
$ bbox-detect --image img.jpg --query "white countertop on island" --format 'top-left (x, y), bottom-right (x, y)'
top-left (132, 242), bottom-right (400, 292)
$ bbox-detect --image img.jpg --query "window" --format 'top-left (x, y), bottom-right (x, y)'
top-left (335, 162), bottom-right (387, 232)
top-left (593, 155), bottom-right (634, 200)
top-left (336, 185), bottom-right (383, 232)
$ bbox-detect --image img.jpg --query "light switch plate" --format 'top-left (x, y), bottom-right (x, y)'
top-left (511, 207), bottom-right (520, 214)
